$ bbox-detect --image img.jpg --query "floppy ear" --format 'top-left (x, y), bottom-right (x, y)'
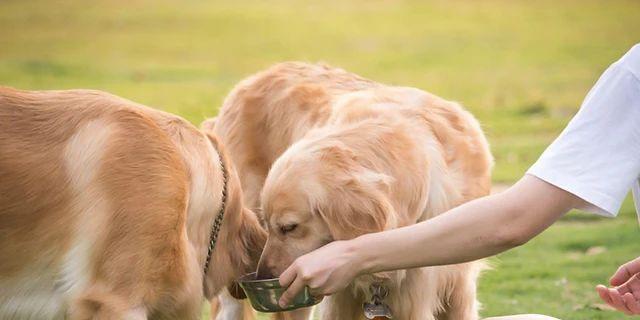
top-left (202, 132), bottom-right (267, 298)
top-left (227, 208), bottom-right (267, 300)
top-left (317, 167), bottom-right (396, 240)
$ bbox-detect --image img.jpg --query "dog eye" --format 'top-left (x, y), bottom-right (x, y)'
top-left (280, 224), bottom-right (298, 234)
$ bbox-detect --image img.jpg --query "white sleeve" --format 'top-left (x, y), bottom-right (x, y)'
top-left (527, 44), bottom-right (640, 217)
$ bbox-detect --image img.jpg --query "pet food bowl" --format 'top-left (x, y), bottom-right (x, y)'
top-left (238, 272), bottom-right (322, 312)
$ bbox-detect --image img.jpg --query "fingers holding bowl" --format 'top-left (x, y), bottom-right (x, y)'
top-left (279, 276), bottom-right (305, 307)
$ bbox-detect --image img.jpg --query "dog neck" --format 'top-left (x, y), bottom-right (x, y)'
top-left (202, 142), bottom-right (228, 276)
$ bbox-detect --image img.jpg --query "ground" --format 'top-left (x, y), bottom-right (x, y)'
top-left (1, 0), bottom-right (639, 319)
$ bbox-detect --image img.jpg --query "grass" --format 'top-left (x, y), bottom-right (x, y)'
top-left (1, 0), bottom-right (639, 318)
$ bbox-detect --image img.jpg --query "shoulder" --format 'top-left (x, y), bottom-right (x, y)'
top-left (618, 44), bottom-right (640, 80)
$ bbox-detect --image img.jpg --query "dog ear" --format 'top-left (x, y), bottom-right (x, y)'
top-left (317, 167), bottom-right (396, 240)
top-left (202, 132), bottom-right (267, 299)
top-left (240, 207), bottom-right (267, 269)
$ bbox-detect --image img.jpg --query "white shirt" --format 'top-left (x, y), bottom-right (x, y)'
top-left (527, 44), bottom-right (640, 218)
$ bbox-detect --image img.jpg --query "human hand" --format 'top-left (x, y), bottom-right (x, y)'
top-left (596, 256), bottom-right (640, 315)
top-left (277, 240), bottom-right (364, 307)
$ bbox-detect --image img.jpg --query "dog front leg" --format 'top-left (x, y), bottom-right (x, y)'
top-left (272, 307), bottom-right (314, 320)
top-left (436, 264), bottom-right (482, 320)
top-left (211, 290), bottom-right (256, 320)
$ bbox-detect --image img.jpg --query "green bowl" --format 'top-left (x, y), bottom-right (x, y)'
top-left (237, 272), bottom-right (322, 312)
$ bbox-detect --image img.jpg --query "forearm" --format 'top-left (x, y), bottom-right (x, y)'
top-left (355, 192), bottom-right (524, 272)
top-left (352, 175), bottom-right (578, 274)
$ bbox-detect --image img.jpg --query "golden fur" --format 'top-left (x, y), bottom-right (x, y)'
top-left (212, 62), bottom-right (493, 320)
top-left (0, 87), bottom-right (266, 319)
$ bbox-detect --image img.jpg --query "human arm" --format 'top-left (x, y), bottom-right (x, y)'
top-left (278, 174), bottom-right (581, 306)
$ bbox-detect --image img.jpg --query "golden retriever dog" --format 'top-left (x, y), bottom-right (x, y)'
top-left (212, 62), bottom-right (493, 320)
top-left (0, 87), bottom-right (266, 319)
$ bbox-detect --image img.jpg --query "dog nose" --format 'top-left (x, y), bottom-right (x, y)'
top-left (256, 263), bottom-right (276, 280)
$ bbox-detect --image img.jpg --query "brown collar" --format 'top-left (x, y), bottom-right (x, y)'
top-left (203, 146), bottom-right (229, 275)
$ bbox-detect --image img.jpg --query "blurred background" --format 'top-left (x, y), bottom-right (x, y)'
top-left (1, 0), bottom-right (638, 318)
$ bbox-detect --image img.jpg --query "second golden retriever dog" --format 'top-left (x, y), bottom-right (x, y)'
top-left (213, 62), bottom-right (493, 320)
top-left (0, 88), bottom-right (266, 319)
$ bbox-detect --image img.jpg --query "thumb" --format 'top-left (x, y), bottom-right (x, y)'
top-left (611, 257), bottom-right (640, 286)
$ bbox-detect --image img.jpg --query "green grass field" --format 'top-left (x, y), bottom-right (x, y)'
top-left (1, 0), bottom-right (639, 318)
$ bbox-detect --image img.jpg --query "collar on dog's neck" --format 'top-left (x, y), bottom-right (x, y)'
top-left (203, 145), bottom-right (228, 276)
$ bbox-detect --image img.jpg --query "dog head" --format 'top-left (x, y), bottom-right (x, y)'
top-left (257, 139), bottom-right (395, 279)
top-left (201, 132), bottom-right (267, 299)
